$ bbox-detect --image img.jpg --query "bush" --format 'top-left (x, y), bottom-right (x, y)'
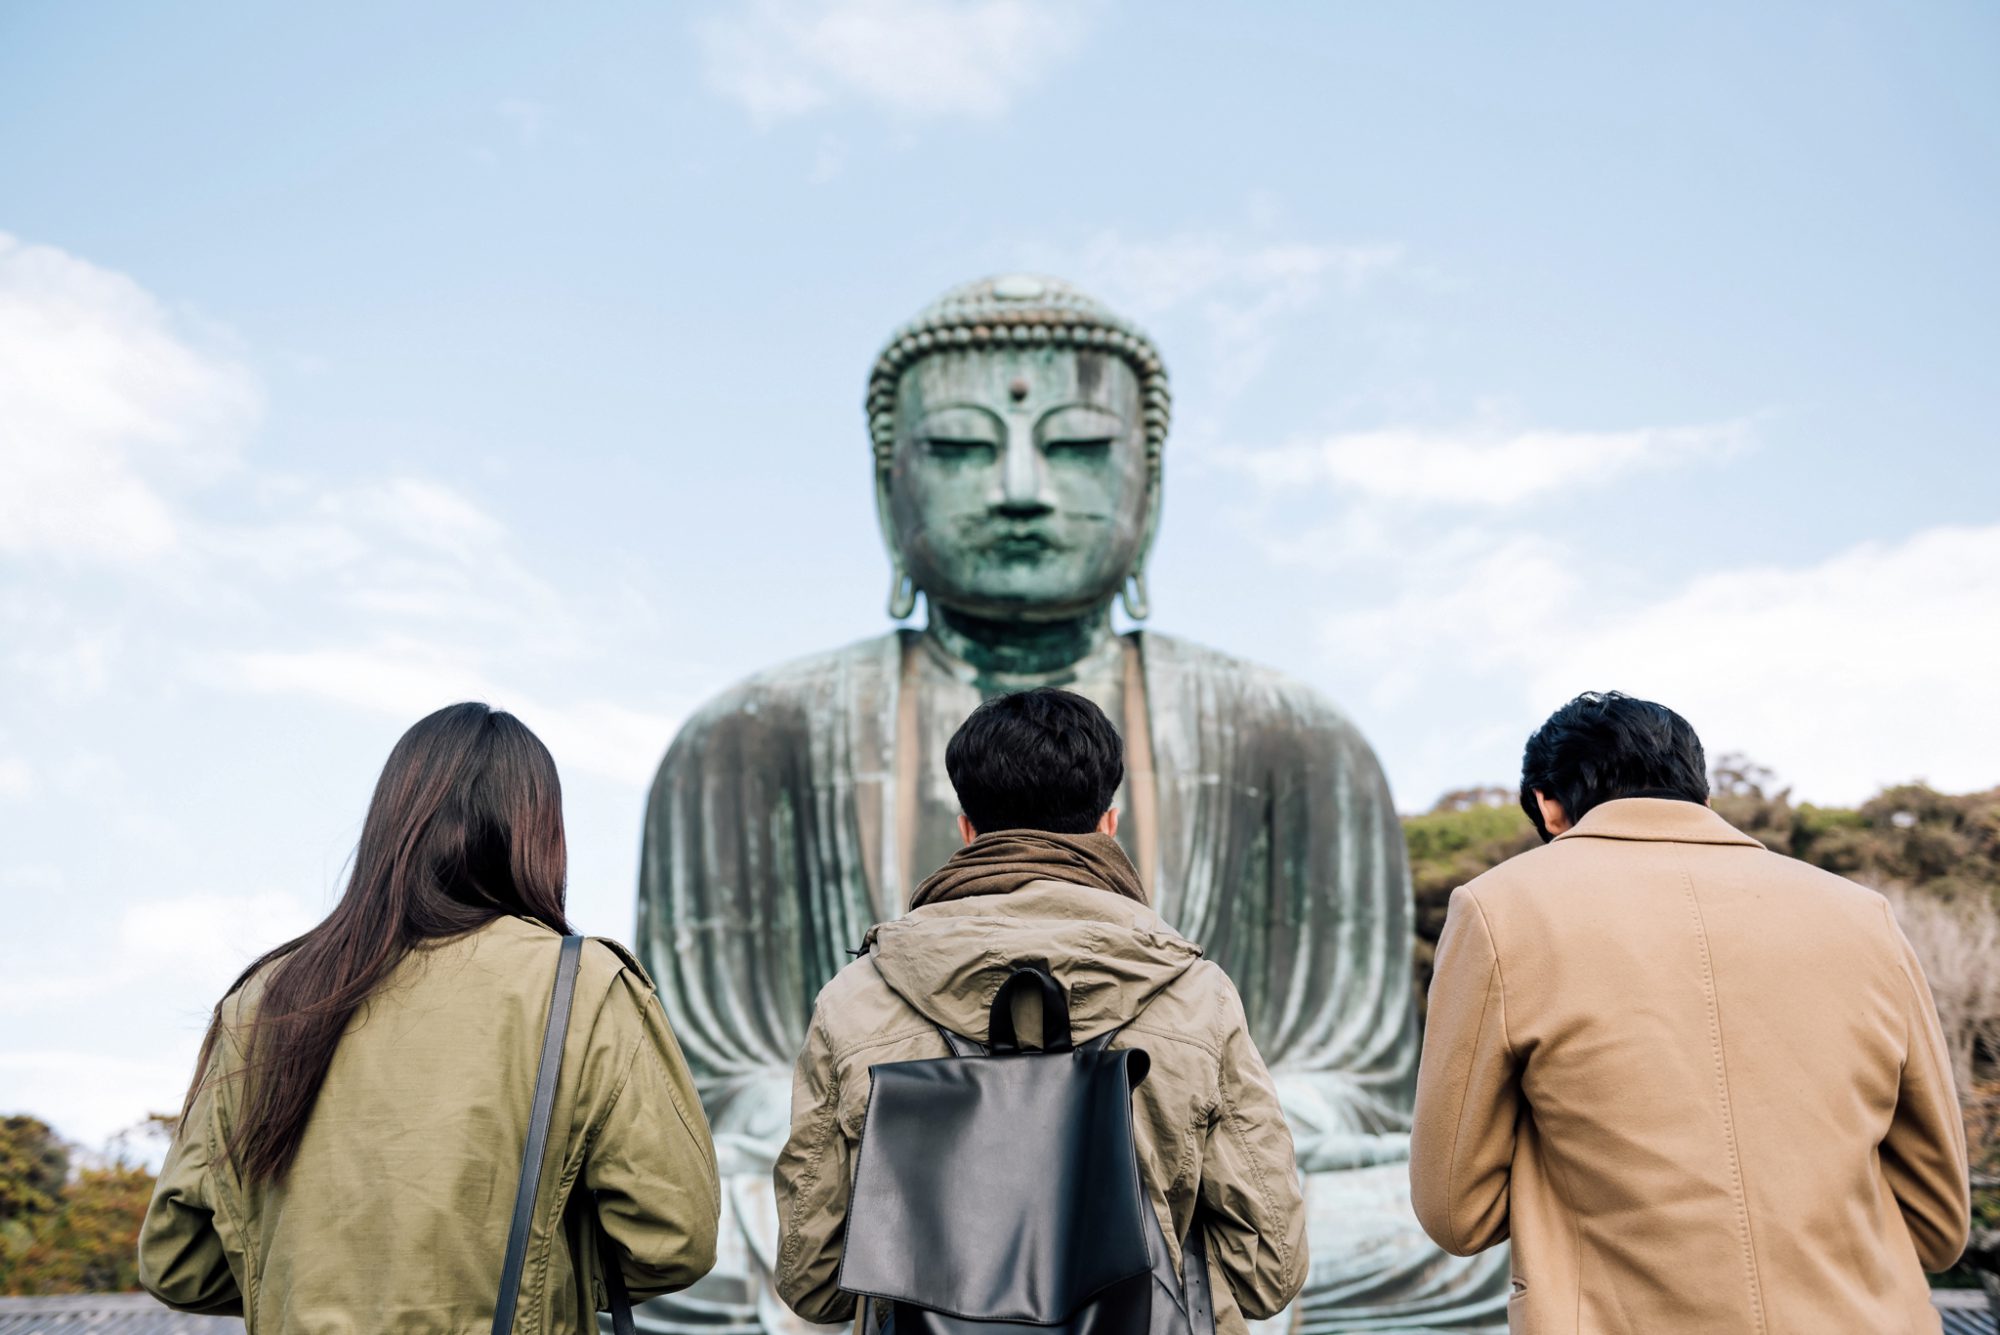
top-left (1403, 788), bottom-right (1538, 1020)
top-left (0, 1117), bottom-right (169, 1296)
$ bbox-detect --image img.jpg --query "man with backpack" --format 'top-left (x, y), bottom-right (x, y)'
top-left (773, 687), bottom-right (1308, 1333)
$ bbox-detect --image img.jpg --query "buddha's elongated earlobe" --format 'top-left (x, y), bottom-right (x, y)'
top-left (1121, 461), bottom-right (1162, 622)
top-left (888, 565), bottom-right (917, 620)
top-left (1120, 570), bottom-right (1150, 621)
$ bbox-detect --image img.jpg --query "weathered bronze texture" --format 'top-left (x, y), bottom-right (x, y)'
top-left (634, 276), bottom-right (1509, 1333)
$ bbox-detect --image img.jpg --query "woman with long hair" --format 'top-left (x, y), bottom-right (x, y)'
top-left (138, 702), bottom-right (719, 1331)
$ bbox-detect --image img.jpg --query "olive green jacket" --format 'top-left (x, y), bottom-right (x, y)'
top-left (772, 881), bottom-right (1309, 1335)
top-left (139, 916), bottom-right (721, 1333)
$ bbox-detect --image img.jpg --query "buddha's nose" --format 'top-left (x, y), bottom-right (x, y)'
top-left (996, 426), bottom-right (1054, 516)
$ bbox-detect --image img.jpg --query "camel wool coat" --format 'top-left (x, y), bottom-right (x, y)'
top-left (1411, 798), bottom-right (1970, 1334)
top-left (139, 916), bottom-right (721, 1333)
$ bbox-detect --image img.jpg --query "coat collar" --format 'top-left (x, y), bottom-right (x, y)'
top-left (1554, 797), bottom-right (1764, 848)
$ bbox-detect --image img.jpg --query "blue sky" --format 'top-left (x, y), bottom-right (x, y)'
top-left (3, 0), bottom-right (1996, 1148)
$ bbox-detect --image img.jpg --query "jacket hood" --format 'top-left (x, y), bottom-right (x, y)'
top-left (862, 879), bottom-right (1204, 1043)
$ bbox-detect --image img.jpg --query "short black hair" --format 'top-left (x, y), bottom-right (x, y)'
top-left (1520, 691), bottom-right (1708, 841)
top-left (945, 688), bottom-right (1124, 835)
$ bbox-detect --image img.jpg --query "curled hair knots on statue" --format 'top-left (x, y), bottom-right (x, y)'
top-left (863, 275), bottom-right (1171, 481)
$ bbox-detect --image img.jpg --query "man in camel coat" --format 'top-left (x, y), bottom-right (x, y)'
top-left (1412, 690), bottom-right (1970, 1334)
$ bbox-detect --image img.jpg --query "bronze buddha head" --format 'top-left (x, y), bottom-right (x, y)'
top-left (867, 275), bottom-right (1170, 624)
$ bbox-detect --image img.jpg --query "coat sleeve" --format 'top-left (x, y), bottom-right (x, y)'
top-left (772, 1004), bottom-right (856, 1326)
top-left (582, 964), bottom-right (722, 1301)
top-left (1198, 976), bottom-right (1309, 1321)
top-left (137, 1070), bottom-right (243, 1314)
top-left (1409, 886), bottom-right (1519, 1257)
top-left (1879, 903), bottom-right (1972, 1271)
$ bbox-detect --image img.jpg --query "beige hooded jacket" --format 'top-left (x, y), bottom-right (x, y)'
top-left (772, 878), bottom-right (1308, 1335)
top-left (139, 915), bottom-right (721, 1334)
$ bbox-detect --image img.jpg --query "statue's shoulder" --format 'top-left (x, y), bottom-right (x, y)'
top-left (1134, 630), bottom-right (1391, 780)
top-left (1136, 629), bottom-right (1365, 735)
top-left (656, 630), bottom-right (907, 768)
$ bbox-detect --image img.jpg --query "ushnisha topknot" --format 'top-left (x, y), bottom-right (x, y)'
top-left (865, 274), bottom-right (1172, 477)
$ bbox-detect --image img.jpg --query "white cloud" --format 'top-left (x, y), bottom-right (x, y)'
top-left (1319, 532), bottom-right (1580, 687)
top-left (0, 888), bottom-right (318, 1016)
top-left (1073, 233), bottom-right (1403, 318)
top-left (1058, 229), bottom-right (1404, 395)
top-left (336, 476), bottom-right (510, 558)
top-left (183, 473), bottom-right (581, 669)
top-left (1317, 523), bottom-right (2000, 807)
top-left (226, 643), bottom-right (683, 785)
top-left (116, 890), bottom-right (321, 990)
top-left (11, 628), bottom-right (120, 702)
top-left (0, 888), bottom-right (322, 1152)
top-left (699, 0), bottom-right (1093, 124)
top-left (0, 233), bottom-right (259, 562)
top-left (0, 1051), bottom-right (195, 1152)
top-left (229, 641), bottom-right (500, 720)
top-left (0, 756), bottom-right (32, 799)
top-left (1534, 524), bottom-right (2000, 803)
top-left (1225, 419), bottom-right (1754, 507)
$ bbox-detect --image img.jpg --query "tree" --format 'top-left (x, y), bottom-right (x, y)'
top-left (0, 1115), bottom-right (171, 1296)
top-left (1402, 789), bottom-right (1539, 1019)
top-left (0, 1117), bottom-right (70, 1287)
top-left (1882, 884), bottom-right (2000, 1094)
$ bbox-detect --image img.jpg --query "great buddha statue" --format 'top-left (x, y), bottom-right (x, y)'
top-left (635, 276), bottom-right (1509, 1333)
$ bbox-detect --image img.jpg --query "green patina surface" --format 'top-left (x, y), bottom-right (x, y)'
top-left (633, 276), bottom-right (1510, 1333)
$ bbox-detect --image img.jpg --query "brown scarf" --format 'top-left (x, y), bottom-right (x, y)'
top-left (909, 830), bottom-right (1148, 910)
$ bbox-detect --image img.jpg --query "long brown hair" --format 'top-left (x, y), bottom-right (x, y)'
top-left (182, 702), bottom-right (572, 1183)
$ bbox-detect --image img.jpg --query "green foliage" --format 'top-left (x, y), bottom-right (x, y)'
top-left (0, 1116), bottom-right (169, 1296)
top-left (1706, 756), bottom-right (2000, 904)
top-left (0, 1117), bottom-right (68, 1223)
top-left (0, 1163), bottom-right (155, 1294)
top-left (1403, 789), bottom-right (1539, 1019)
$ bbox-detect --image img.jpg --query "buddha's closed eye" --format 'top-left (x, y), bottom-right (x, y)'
top-left (924, 436), bottom-right (997, 460)
top-left (1044, 436), bottom-right (1115, 458)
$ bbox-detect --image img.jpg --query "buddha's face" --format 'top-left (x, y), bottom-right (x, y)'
top-left (885, 346), bottom-right (1151, 621)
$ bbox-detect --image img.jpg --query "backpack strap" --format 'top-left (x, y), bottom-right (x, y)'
top-left (1182, 1221), bottom-right (1215, 1335)
top-left (936, 964), bottom-right (1145, 1059)
top-left (940, 1026), bottom-right (1126, 1058)
top-left (987, 966), bottom-right (1072, 1054)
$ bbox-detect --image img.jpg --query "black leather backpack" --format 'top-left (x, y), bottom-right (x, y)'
top-left (837, 964), bottom-right (1215, 1335)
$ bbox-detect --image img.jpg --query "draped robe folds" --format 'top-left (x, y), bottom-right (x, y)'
top-left (635, 630), bottom-right (1509, 1333)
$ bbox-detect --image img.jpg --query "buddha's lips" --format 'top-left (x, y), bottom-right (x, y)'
top-left (987, 531), bottom-right (1061, 559)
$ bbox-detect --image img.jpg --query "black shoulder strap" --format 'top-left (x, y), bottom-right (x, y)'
top-left (1182, 1219), bottom-right (1214, 1335)
top-left (936, 1027), bottom-right (1121, 1057)
top-left (594, 1201), bottom-right (637, 1335)
top-left (934, 959), bottom-right (1140, 1059)
top-left (493, 934), bottom-right (584, 1335)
